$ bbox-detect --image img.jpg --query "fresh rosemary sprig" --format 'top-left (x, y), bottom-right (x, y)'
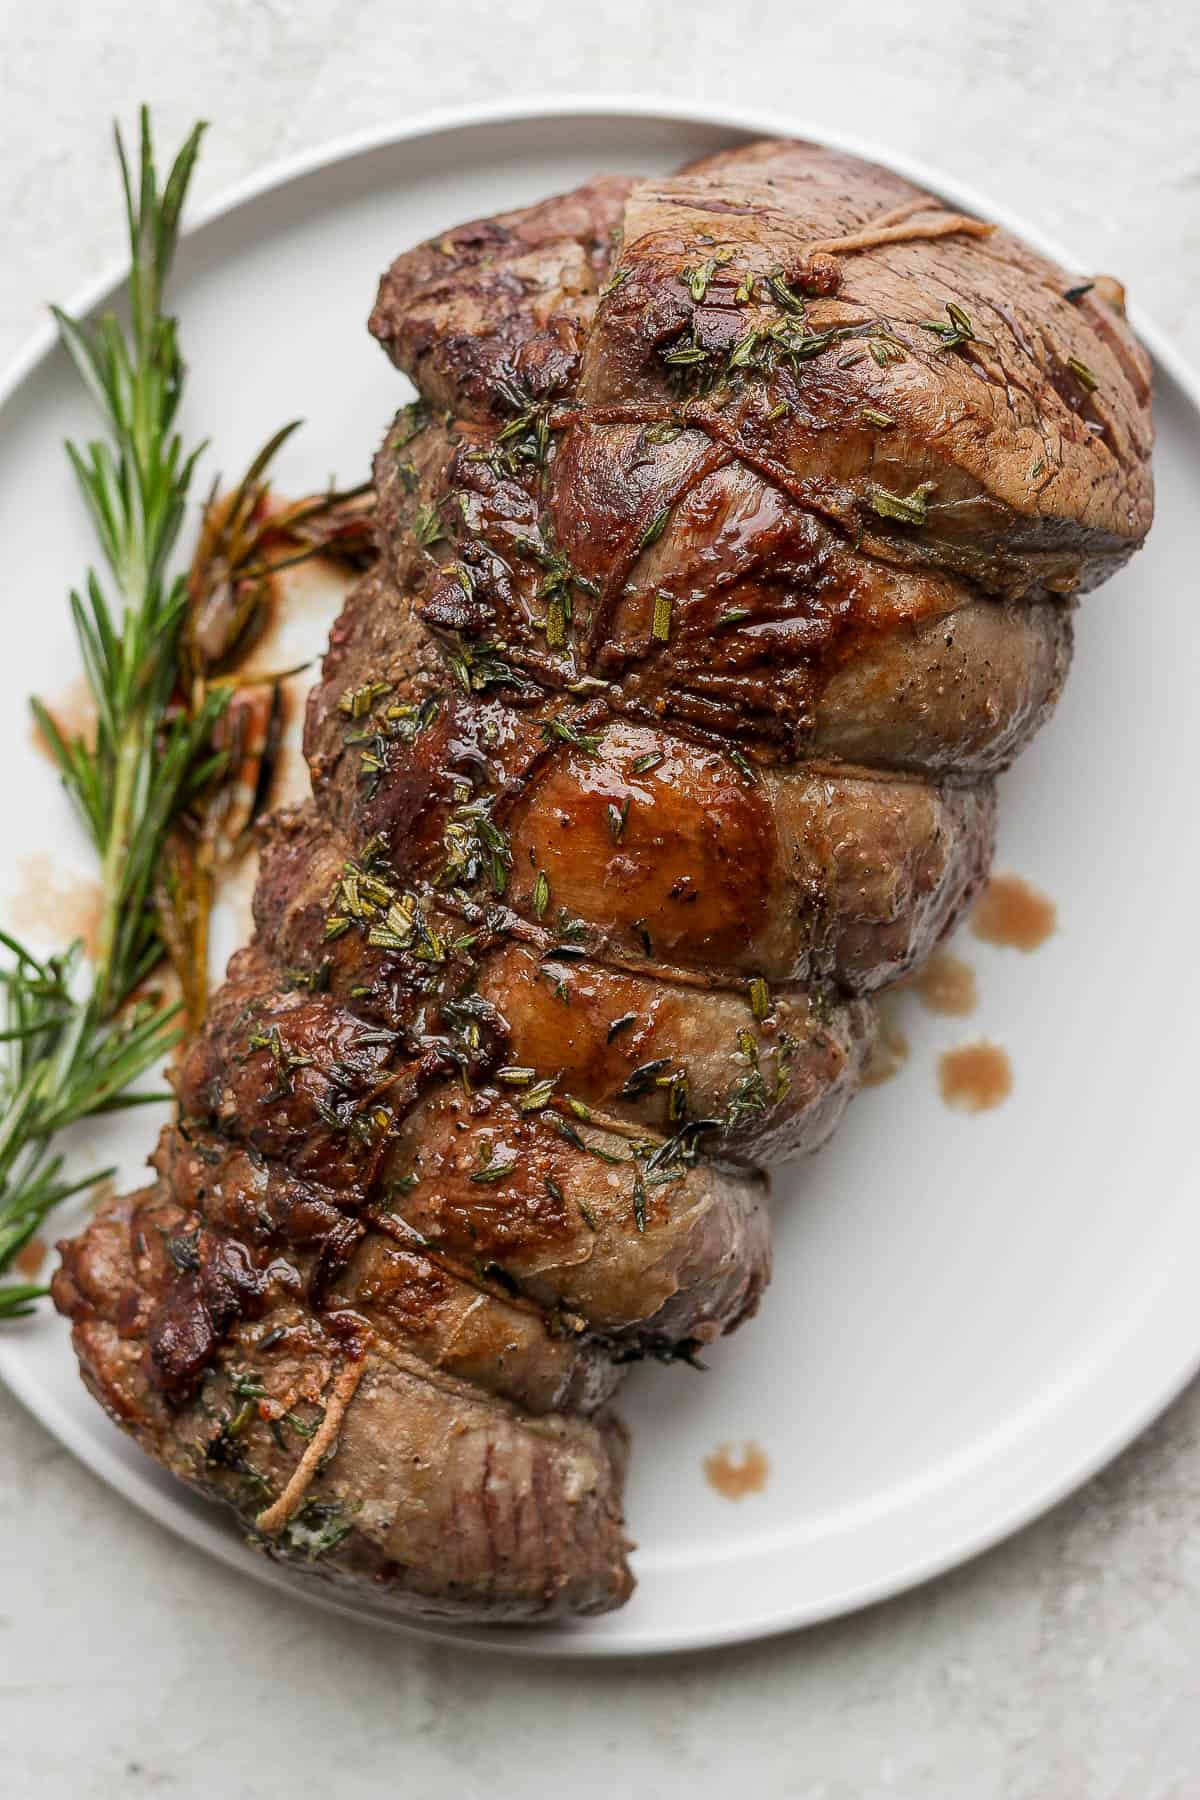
top-left (0, 935), bottom-right (178, 1317)
top-left (31, 109), bottom-right (226, 1018)
top-left (0, 109), bottom-right (215, 1314)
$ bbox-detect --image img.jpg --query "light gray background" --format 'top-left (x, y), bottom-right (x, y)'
top-left (2, 4), bottom-right (1198, 1795)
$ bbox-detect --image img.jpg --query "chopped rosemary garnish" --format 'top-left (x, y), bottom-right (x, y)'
top-left (470, 1151), bottom-right (518, 1184)
top-left (861, 408), bottom-right (895, 429)
top-left (633, 1169), bottom-right (648, 1233)
top-left (869, 481), bottom-right (936, 527)
top-left (868, 335), bottom-right (907, 368)
top-left (277, 1499), bottom-right (353, 1560)
top-left (598, 265), bottom-right (630, 303)
top-left (920, 302), bottom-right (976, 353)
top-left (540, 717), bottom-right (601, 755)
top-left (639, 506), bottom-right (672, 551)
top-left (607, 797), bottom-right (631, 844)
top-left (660, 337), bottom-right (709, 372)
top-left (339, 681), bottom-right (393, 721)
top-left (682, 257), bottom-right (719, 303)
top-left (651, 592), bottom-right (673, 642)
top-left (517, 1077), bottom-right (557, 1113)
top-left (1067, 355), bottom-right (1099, 393)
top-left (630, 751), bottom-right (665, 777)
top-left (763, 268), bottom-right (807, 315)
top-left (439, 634), bottom-right (526, 696)
top-left (413, 502), bottom-right (446, 548)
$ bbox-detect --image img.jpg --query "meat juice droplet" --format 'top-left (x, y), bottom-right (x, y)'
top-left (30, 674), bottom-right (98, 762)
top-left (938, 1041), bottom-right (1012, 1113)
top-left (912, 949), bottom-right (977, 1016)
top-left (704, 1441), bottom-right (769, 1500)
top-left (12, 1238), bottom-right (47, 1279)
top-left (971, 874), bottom-right (1056, 951)
top-left (4, 854), bottom-right (103, 959)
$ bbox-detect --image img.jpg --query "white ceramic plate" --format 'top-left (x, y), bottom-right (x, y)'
top-left (2, 98), bottom-right (1198, 1658)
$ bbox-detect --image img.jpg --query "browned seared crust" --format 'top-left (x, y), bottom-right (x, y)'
top-left (55, 139), bottom-right (1152, 1622)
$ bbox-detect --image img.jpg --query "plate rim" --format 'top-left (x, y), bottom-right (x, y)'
top-left (2, 92), bottom-right (1198, 1660)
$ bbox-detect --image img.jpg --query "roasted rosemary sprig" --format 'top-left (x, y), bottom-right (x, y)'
top-left (0, 110), bottom-right (215, 1315)
top-left (158, 432), bottom-right (372, 1030)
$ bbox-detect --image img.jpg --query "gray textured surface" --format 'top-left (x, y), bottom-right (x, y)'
top-left (1, 3), bottom-right (1198, 1794)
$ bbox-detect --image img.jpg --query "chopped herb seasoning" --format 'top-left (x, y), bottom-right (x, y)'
top-left (517, 1077), bottom-right (557, 1112)
top-left (607, 796), bottom-right (631, 843)
top-left (391, 399), bottom-right (430, 450)
top-left (682, 256), bottom-right (727, 303)
top-left (540, 716), bottom-right (601, 755)
top-left (1067, 355), bottom-right (1099, 393)
top-left (920, 303), bottom-right (976, 353)
top-left (861, 408), bottom-right (895, 429)
top-left (630, 750), bottom-right (665, 777)
top-left (438, 800), bottom-right (512, 897)
top-left (632, 1169), bottom-right (648, 1233)
top-left (532, 869), bottom-right (550, 919)
top-left (278, 1500), bottom-right (352, 1560)
top-left (763, 268), bottom-right (807, 315)
top-left (553, 1117), bottom-right (626, 1165)
top-left (639, 506), bottom-right (671, 551)
top-left (338, 680), bottom-right (393, 720)
top-left (749, 976), bottom-right (770, 1021)
top-left (644, 1117), bottom-right (720, 1176)
top-left (651, 591), bottom-right (673, 642)
top-left (413, 503), bottom-right (445, 548)
top-left (716, 608), bottom-right (750, 629)
top-left (438, 634), bottom-right (527, 696)
top-left (869, 481), bottom-right (936, 527)
top-left (598, 265), bottom-right (630, 302)
top-left (660, 337), bottom-right (709, 371)
top-left (470, 1153), bottom-right (518, 1184)
top-left (496, 1066), bottom-right (536, 1086)
top-left (166, 1230), bottom-right (200, 1273)
top-left (607, 1012), bottom-right (637, 1043)
top-left (495, 404), bottom-right (551, 468)
top-left (620, 1058), bottom-right (671, 1098)
top-left (868, 335), bottom-right (907, 367)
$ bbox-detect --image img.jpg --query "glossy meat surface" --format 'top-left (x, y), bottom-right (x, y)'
top-left (55, 140), bottom-right (1152, 1622)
